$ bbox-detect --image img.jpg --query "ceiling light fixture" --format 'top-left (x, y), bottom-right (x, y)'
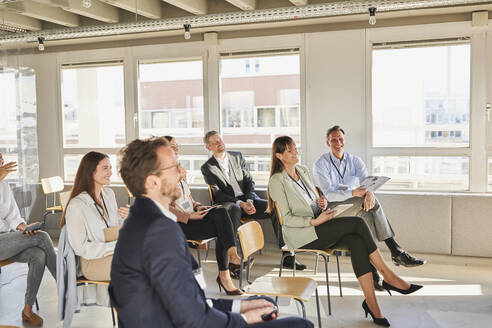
top-left (184, 24), bottom-right (191, 40)
top-left (368, 7), bottom-right (377, 25)
top-left (37, 37), bottom-right (45, 51)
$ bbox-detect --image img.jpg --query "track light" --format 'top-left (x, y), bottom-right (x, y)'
top-left (82, 0), bottom-right (91, 8)
top-left (37, 37), bottom-right (45, 51)
top-left (184, 24), bottom-right (191, 40)
top-left (368, 7), bottom-right (377, 25)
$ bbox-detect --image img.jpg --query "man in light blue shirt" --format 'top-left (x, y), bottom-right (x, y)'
top-left (313, 126), bottom-right (425, 271)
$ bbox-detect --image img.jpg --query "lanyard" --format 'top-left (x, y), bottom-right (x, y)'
top-left (94, 195), bottom-right (110, 228)
top-left (289, 172), bottom-right (313, 200)
top-left (179, 180), bottom-right (186, 196)
top-left (330, 155), bottom-right (347, 180)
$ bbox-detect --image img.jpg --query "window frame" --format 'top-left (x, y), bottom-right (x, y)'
top-left (366, 24), bottom-right (488, 193)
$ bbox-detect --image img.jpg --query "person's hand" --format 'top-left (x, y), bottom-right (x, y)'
top-left (189, 210), bottom-right (208, 220)
top-left (317, 195), bottom-right (328, 210)
top-left (310, 209), bottom-right (337, 226)
top-left (118, 205), bottom-right (130, 219)
top-left (352, 187), bottom-right (367, 198)
top-left (242, 304), bottom-right (278, 324)
top-left (196, 205), bottom-right (211, 211)
top-left (240, 299), bottom-right (274, 313)
top-left (16, 222), bottom-right (40, 235)
top-left (363, 191), bottom-right (376, 211)
top-left (239, 200), bottom-right (256, 215)
top-left (0, 161), bottom-right (17, 181)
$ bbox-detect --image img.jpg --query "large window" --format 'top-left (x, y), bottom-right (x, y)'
top-left (220, 53), bottom-right (301, 148)
top-left (61, 62), bottom-right (125, 182)
top-left (138, 60), bottom-right (204, 144)
top-left (372, 43), bottom-right (470, 147)
top-left (371, 41), bottom-right (471, 191)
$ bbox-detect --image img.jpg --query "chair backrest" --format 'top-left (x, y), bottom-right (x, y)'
top-left (59, 191), bottom-right (71, 210)
top-left (237, 221), bottom-right (264, 259)
top-left (207, 185), bottom-right (216, 204)
top-left (40, 176), bottom-right (64, 194)
top-left (274, 202), bottom-right (284, 226)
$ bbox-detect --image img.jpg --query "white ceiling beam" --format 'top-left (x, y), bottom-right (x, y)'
top-left (55, 0), bottom-right (119, 23)
top-left (161, 0), bottom-right (206, 15)
top-left (101, 0), bottom-right (162, 19)
top-left (225, 0), bottom-right (255, 11)
top-left (289, 0), bottom-right (308, 6)
top-left (6, 0), bottom-right (79, 27)
top-left (0, 10), bottom-right (42, 31)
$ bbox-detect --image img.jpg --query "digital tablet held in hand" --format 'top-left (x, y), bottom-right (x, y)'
top-left (23, 222), bottom-right (44, 234)
top-left (327, 204), bottom-right (354, 218)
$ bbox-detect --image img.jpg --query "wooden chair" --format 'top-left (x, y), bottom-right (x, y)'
top-left (0, 260), bottom-right (39, 310)
top-left (274, 201), bottom-right (345, 316)
top-left (187, 238), bottom-right (215, 266)
top-left (76, 278), bottom-right (116, 326)
top-left (40, 176), bottom-right (64, 225)
top-left (237, 221), bottom-right (322, 327)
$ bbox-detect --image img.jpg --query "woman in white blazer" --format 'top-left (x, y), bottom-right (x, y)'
top-left (61, 151), bottom-right (129, 281)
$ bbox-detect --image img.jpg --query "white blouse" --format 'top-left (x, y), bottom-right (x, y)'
top-left (65, 187), bottom-right (123, 260)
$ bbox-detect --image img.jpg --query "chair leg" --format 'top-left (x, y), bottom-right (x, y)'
top-left (42, 211), bottom-right (49, 226)
top-left (315, 288), bottom-right (322, 328)
top-left (111, 306), bottom-right (116, 326)
top-left (195, 248), bottom-right (201, 267)
top-left (296, 299), bottom-right (306, 319)
top-left (205, 245), bottom-right (210, 262)
top-left (279, 252), bottom-right (288, 277)
top-left (35, 299), bottom-right (39, 311)
top-left (314, 253), bottom-right (319, 275)
top-left (246, 256), bottom-right (252, 285)
top-left (239, 255), bottom-right (244, 290)
top-left (321, 254), bottom-right (332, 316)
top-left (293, 253), bottom-right (296, 277)
top-left (336, 254), bottom-right (342, 297)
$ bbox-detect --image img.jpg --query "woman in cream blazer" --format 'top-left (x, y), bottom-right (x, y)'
top-left (61, 151), bottom-right (129, 281)
top-left (267, 136), bottom-right (422, 327)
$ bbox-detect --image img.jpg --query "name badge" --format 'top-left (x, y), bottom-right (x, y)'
top-left (338, 184), bottom-right (348, 191)
top-left (180, 200), bottom-right (192, 210)
top-left (193, 267), bottom-right (207, 290)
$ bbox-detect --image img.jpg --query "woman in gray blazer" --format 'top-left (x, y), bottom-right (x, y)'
top-left (267, 136), bottom-right (422, 327)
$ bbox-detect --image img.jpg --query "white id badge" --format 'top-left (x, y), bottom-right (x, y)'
top-left (338, 184), bottom-right (348, 191)
top-left (193, 267), bottom-right (207, 290)
top-left (181, 200), bottom-right (192, 211)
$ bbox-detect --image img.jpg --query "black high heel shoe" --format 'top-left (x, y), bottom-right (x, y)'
top-left (216, 276), bottom-right (243, 296)
top-left (362, 300), bottom-right (390, 327)
top-left (382, 281), bottom-right (423, 296)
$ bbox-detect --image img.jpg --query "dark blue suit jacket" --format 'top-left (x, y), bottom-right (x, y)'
top-left (109, 196), bottom-right (247, 328)
top-left (201, 151), bottom-right (260, 204)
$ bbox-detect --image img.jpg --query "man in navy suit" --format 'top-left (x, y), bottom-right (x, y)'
top-left (201, 131), bottom-right (306, 271)
top-left (109, 137), bottom-right (313, 328)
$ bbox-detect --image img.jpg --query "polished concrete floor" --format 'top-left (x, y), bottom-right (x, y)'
top-left (1, 246), bottom-right (491, 327)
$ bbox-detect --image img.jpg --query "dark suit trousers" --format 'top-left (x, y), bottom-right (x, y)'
top-left (179, 207), bottom-right (236, 271)
top-left (222, 198), bottom-right (285, 248)
top-left (300, 216), bottom-right (377, 278)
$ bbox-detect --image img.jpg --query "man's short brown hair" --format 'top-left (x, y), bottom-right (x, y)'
top-left (119, 137), bottom-right (169, 197)
top-left (203, 130), bottom-right (219, 145)
top-left (326, 125), bottom-right (345, 138)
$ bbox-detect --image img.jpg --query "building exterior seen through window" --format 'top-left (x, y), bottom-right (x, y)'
top-left (371, 43), bottom-right (471, 191)
top-left (138, 60), bottom-right (204, 144)
top-left (61, 63), bottom-right (125, 182)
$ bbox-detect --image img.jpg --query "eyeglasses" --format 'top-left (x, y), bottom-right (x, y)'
top-left (153, 163), bottom-right (180, 176)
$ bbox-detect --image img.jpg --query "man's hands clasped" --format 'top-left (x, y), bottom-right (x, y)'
top-left (240, 299), bottom-right (279, 324)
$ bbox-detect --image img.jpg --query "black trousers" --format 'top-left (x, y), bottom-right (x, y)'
top-left (179, 207), bottom-right (236, 271)
top-left (222, 198), bottom-right (285, 248)
top-left (301, 216), bottom-right (378, 278)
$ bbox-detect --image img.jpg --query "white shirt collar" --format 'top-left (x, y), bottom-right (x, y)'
top-left (329, 152), bottom-right (346, 165)
top-left (214, 153), bottom-right (228, 165)
top-left (151, 199), bottom-right (177, 222)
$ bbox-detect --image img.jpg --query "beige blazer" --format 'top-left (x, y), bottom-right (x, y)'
top-left (268, 165), bottom-right (320, 249)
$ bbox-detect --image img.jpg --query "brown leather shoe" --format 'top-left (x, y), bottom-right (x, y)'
top-left (22, 311), bottom-right (43, 326)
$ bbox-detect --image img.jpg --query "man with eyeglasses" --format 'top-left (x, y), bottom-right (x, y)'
top-left (313, 126), bottom-right (426, 289)
top-left (110, 137), bottom-right (313, 328)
